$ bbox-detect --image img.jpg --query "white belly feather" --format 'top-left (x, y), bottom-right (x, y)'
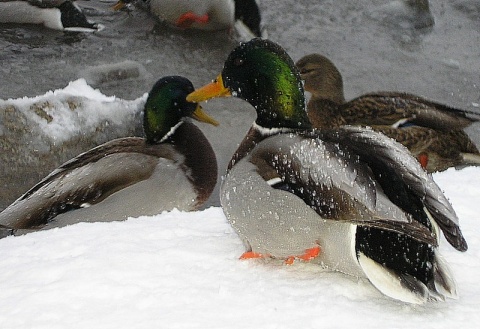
top-left (221, 159), bottom-right (365, 278)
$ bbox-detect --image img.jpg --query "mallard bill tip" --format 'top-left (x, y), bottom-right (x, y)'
top-left (112, 1), bottom-right (126, 11)
top-left (186, 75), bottom-right (231, 102)
top-left (192, 105), bottom-right (220, 126)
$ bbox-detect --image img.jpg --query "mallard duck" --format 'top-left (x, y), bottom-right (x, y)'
top-left (187, 38), bottom-right (467, 304)
top-left (0, 78), bottom-right (145, 212)
top-left (0, 76), bottom-right (218, 237)
top-left (0, 0), bottom-right (102, 31)
top-left (113, 0), bottom-right (266, 39)
top-left (367, 0), bottom-right (435, 30)
top-left (295, 53), bottom-right (480, 172)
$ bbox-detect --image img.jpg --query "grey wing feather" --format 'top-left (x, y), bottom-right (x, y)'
top-left (311, 126), bottom-right (467, 251)
top-left (26, 0), bottom-right (67, 8)
top-left (0, 138), bottom-right (172, 229)
top-left (250, 133), bottom-right (437, 246)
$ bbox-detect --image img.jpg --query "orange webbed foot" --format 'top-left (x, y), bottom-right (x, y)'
top-left (284, 246), bottom-right (321, 265)
top-left (418, 153), bottom-right (429, 169)
top-left (239, 251), bottom-right (268, 260)
top-left (176, 12), bottom-right (209, 29)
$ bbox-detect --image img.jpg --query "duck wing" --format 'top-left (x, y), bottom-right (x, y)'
top-left (311, 126), bottom-right (468, 251)
top-left (248, 131), bottom-right (437, 247)
top-left (342, 92), bottom-right (476, 130)
top-left (25, 1), bottom-right (70, 9)
top-left (0, 137), bottom-right (176, 230)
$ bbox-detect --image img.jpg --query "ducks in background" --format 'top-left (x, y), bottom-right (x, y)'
top-left (113, 0), bottom-right (266, 40)
top-left (0, 78), bottom-right (147, 212)
top-left (296, 53), bottom-right (480, 172)
top-left (0, 0), bottom-right (102, 31)
top-left (0, 76), bottom-right (218, 237)
top-left (187, 38), bottom-right (467, 304)
top-left (367, 0), bottom-right (435, 30)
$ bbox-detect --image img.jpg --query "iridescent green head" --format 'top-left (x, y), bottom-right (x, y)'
top-left (222, 39), bottom-right (311, 129)
top-left (187, 38), bottom-right (311, 130)
top-left (144, 76), bottom-right (218, 143)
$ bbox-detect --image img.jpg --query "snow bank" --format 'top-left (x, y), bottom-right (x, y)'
top-left (0, 79), bottom-right (144, 143)
top-left (0, 168), bottom-right (479, 328)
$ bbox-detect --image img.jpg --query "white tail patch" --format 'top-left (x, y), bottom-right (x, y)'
top-left (357, 252), bottom-right (428, 304)
top-left (433, 253), bottom-right (458, 299)
top-left (461, 153), bottom-right (480, 165)
top-left (266, 177), bottom-right (283, 186)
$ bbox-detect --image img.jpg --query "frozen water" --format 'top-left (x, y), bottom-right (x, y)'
top-left (1, 79), bottom-right (144, 142)
top-left (1, 0), bottom-right (479, 209)
top-left (79, 60), bottom-right (151, 88)
top-left (0, 80), bottom-right (145, 209)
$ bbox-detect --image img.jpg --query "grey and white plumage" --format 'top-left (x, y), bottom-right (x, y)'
top-left (114, 0), bottom-right (266, 40)
top-left (188, 38), bottom-right (467, 304)
top-left (222, 125), bottom-right (462, 303)
top-left (0, 76), bottom-right (218, 237)
top-left (0, 0), bottom-right (102, 31)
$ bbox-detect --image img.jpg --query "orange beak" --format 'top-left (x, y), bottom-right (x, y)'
top-left (186, 74), bottom-right (232, 103)
top-left (112, 1), bottom-right (126, 11)
top-left (191, 104), bottom-right (219, 126)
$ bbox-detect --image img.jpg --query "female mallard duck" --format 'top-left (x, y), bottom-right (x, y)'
top-left (113, 0), bottom-right (266, 39)
top-left (187, 38), bottom-right (467, 304)
top-left (0, 76), bottom-right (218, 237)
top-left (0, 0), bottom-right (102, 31)
top-left (295, 53), bottom-right (480, 172)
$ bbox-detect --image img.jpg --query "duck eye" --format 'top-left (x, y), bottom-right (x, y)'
top-left (299, 68), bottom-right (313, 74)
top-left (234, 57), bottom-right (244, 66)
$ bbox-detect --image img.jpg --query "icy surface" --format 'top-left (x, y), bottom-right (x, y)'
top-left (0, 168), bottom-right (479, 328)
top-left (1, 79), bottom-right (144, 142)
top-left (0, 80), bottom-right (146, 209)
top-left (1, 0), bottom-right (479, 210)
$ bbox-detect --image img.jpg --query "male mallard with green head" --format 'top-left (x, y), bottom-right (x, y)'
top-left (0, 0), bottom-right (102, 31)
top-left (187, 38), bottom-right (467, 304)
top-left (296, 53), bottom-right (480, 172)
top-left (0, 76), bottom-right (218, 237)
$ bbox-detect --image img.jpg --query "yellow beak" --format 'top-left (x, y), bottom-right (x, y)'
top-left (186, 75), bottom-right (232, 103)
top-left (192, 104), bottom-right (219, 126)
top-left (112, 1), bottom-right (126, 11)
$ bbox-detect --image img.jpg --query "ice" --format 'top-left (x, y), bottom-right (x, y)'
top-left (0, 80), bottom-right (145, 209)
top-left (1, 79), bottom-right (144, 142)
top-left (79, 60), bottom-right (151, 87)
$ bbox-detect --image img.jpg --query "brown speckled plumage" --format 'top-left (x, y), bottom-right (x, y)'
top-left (296, 53), bottom-right (480, 172)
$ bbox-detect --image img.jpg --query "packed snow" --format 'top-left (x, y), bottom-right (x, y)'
top-left (0, 79), bottom-right (144, 143)
top-left (0, 167), bottom-right (479, 328)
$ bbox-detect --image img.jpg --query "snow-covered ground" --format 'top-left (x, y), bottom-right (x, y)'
top-left (0, 167), bottom-right (479, 329)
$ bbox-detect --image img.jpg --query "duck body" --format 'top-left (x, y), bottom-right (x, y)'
top-left (306, 90), bottom-right (476, 131)
top-left (0, 76), bottom-right (218, 236)
top-left (0, 0), bottom-right (102, 31)
top-left (221, 135), bottom-right (364, 278)
top-left (296, 53), bottom-right (480, 172)
top-left (222, 127), bottom-right (459, 301)
top-left (188, 38), bottom-right (467, 303)
top-left (367, 0), bottom-right (435, 29)
top-left (114, 0), bottom-right (265, 38)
